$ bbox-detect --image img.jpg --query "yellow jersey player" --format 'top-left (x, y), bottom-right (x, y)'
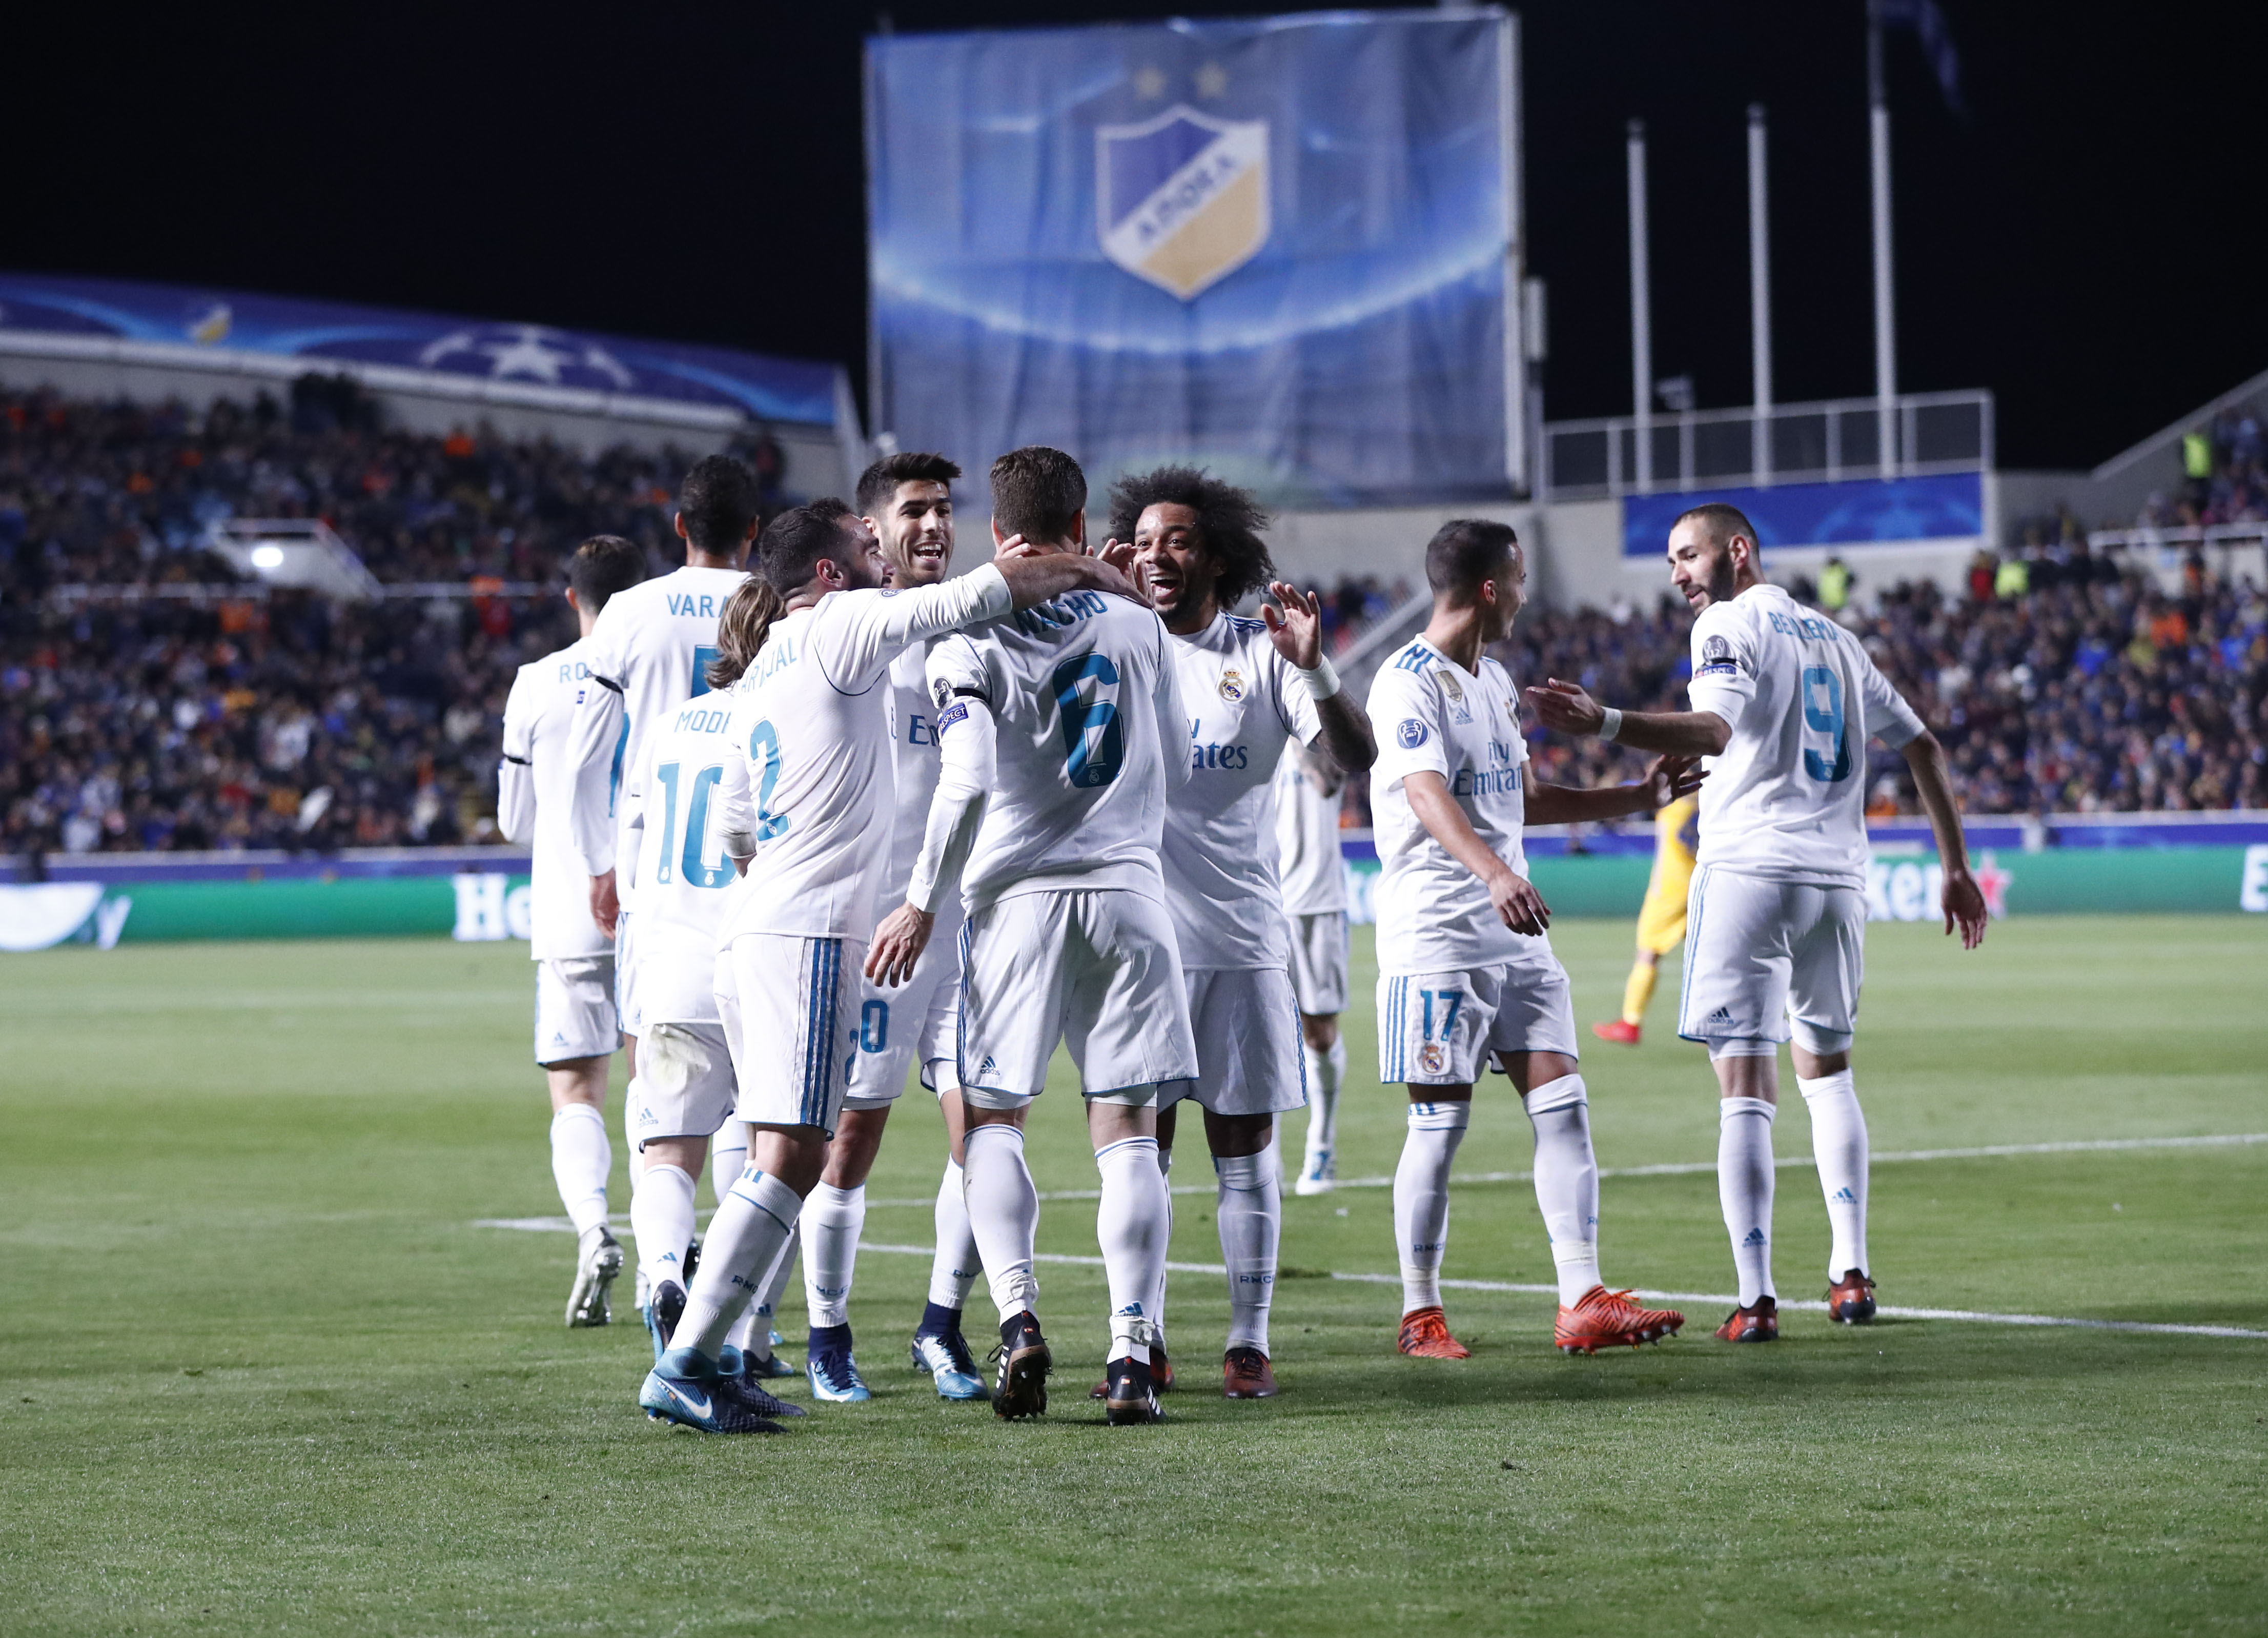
top-left (1592, 793), bottom-right (1698, 1045)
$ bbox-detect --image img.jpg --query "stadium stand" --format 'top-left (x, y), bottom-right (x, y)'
top-left (4, 386), bottom-right (2262, 859)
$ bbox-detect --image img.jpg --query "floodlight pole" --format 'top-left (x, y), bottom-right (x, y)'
top-left (1627, 117), bottom-right (1652, 492)
top-left (1748, 103), bottom-right (1773, 486)
top-left (1868, 0), bottom-right (1898, 478)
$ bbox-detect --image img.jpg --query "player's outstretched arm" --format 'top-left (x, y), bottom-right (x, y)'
top-left (1262, 580), bottom-right (1377, 772)
top-left (866, 694), bottom-right (998, 986)
top-left (1525, 756), bottom-right (1707, 827)
top-left (992, 544), bottom-right (1143, 610)
top-left (1402, 769), bottom-right (1551, 936)
top-left (1524, 678), bottom-right (1731, 758)
top-left (1898, 729), bottom-right (1988, 949)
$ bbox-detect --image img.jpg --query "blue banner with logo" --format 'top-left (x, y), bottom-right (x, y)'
top-left (865, 10), bottom-right (1514, 507)
top-left (0, 272), bottom-right (845, 426)
top-left (1622, 473), bottom-right (1985, 557)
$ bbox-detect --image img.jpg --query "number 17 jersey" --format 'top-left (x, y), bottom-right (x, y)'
top-left (1685, 582), bottom-right (1923, 889)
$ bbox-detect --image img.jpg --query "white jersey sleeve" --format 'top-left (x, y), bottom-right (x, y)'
top-left (806, 566), bottom-right (1012, 696)
top-left (508, 641), bottom-right (617, 961)
top-left (497, 668), bottom-right (540, 847)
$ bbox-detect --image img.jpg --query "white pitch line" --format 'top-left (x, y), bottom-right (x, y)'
top-left (466, 1221), bottom-right (2268, 1343)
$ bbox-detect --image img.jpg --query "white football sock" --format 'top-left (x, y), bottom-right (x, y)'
top-left (743, 1222), bottom-right (799, 1360)
top-left (963, 1124), bottom-right (1040, 1322)
top-left (1095, 1131), bottom-right (1171, 1363)
top-left (1800, 1070), bottom-right (1870, 1279)
top-left (677, 1169), bottom-right (803, 1361)
top-left (710, 1127), bottom-right (747, 1207)
top-left (1152, 1144), bottom-right (1174, 1351)
top-left (1718, 1097), bottom-right (1779, 1306)
top-left (1394, 1101), bottom-right (1469, 1313)
top-left (630, 1162), bottom-right (697, 1296)
top-left (1302, 1038), bottom-right (1346, 1158)
top-left (801, 1182), bottom-right (866, 1330)
top-left (1523, 1075), bottom-right (1605, 1305)
top-left (1215, 1146), bottom-right (1281, 1355)
top-left (928, 1158), bottom-right (982, 1310)
top-left (549, 1104), bottom-right (612, 1245)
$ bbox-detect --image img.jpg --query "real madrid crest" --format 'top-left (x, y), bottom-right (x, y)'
top-left (1418, 1041), bottom-right (1447, 1075)
top-left (1218, 669), bottom-right (1245, 703)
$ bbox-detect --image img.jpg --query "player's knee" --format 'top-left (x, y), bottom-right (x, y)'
top-left (1522, 1073), bottom-right (1586, 1115)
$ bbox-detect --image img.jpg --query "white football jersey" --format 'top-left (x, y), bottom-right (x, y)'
top-left (1366, 635), bottom-right (1537, 973)
top-left (1686, 582), bottom-right (1923, 889)
top-left (714, 567), bottom-right (1013, 944)
top-left (880, 642), bottom-right (945, 909)
top-left (927, 590), bottom-right (1189, 909)
top-left (498, 638), bottom-right (616, 962)
top-left (621, 695), bottom-right (742, 1025)
top-left (1160, 612), bottom-right (1321, 969)
top-left (1274, 740), bottom-right (1347, 917)
top-left (564, 564), bottom-right (747, 881)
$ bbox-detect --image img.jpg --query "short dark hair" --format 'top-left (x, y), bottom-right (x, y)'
top-left (856, 451), bottom-right (962, 518)
top-left (755, 497), bottom-right (861, 595)
top-left (1674, 502), bottom-right (1760, 552)
top-left (566, 534), bottom-right (645, 613)
top-left (990, 446), bottom-right (1087, 545)
top-left (1107, 466), bottom-right (1275, 606)
top-left (677, 454), bottom-right (762, 553)
top-left (1424, 518), bottom-right (1519, 598)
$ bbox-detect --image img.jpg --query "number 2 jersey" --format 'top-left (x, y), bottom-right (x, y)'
top-left (926, 590), bottom-right (1189, 910)
top-left (1685, 582), bottom-right (1923, 889)
top-left (621, 695), bottom-right (741, 1025)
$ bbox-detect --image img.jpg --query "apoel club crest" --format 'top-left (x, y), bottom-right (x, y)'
top-left (1096, 105), bottom-right (1270, 299)
top-left (1218, 668), bottom-right (1246, 703)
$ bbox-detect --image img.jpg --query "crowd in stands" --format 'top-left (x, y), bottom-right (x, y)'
top-left (4, 382), bottom-right (2262, 859)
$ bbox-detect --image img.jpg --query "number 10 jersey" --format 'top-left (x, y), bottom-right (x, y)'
top-left (926, 590), bottom-right (1190, 910)
top-left (1685, 582), bottom-right (1923, 891)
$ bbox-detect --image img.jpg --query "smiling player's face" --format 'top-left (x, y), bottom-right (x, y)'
top-left (834, 516), bottom-right (888, 593)
top-left (1132, 501), bottom-right (1218, 629)
top-left (873, 479), bottom-right (953, 588)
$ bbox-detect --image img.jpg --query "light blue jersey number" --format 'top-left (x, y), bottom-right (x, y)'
top-left (690, 644), bottom-right (718, 699)
top-left (651, 761), bottom-right (732, 888)
top-left (1801, 664), bottom-right (1853, 782)
top-left (747, 721), bottom-right (791, 841)
top-left (1052, 654), bottom-right (1122, 788)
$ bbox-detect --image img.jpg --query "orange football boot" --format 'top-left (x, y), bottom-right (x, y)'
top-left (1555, 1285), bottom-right (1685, 1353)
top-left (1397, 1306), bottom-right (1472, 1359)
top-left (1591, 1019), bottom-right (1642, 1045)
top-left (1827, 1269), bottom-right (1877, 1324)
top-left (1222, 1346), bottom-right (1278, 1398)
top-left (1715, 1296), bottom-right (1779, 1342)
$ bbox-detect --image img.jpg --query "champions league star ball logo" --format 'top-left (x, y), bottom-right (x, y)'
top-left (1096, 106), bottom-right (1270, 299)
top-left (1218, 668), bottom-right (1246, 703)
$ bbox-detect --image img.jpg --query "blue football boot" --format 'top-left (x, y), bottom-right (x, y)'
top-left (806, 1323), bottom-right (872, 1403)
top-left (639, 1346), bottom-right (795, 1434)
top-left (911, 1329), bottom-right (988, 1401)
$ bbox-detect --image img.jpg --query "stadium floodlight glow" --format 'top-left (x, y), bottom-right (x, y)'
top-left (250, 544), bottom-right (286, 571)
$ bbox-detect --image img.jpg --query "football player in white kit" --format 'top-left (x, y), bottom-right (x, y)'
top-left (638, 497), bottom-right (1142, 1433)
top-left (1277, 740), bottom-right (1353, 1196)
top-left (1115, 466), bottom-right (1377, 1401)
top-left (1369, 520), bottom-right (1699, 1361)
top-left (497, 535), bottom-right (646, 1326)
top-left (785, 452), bottom-right (989, 1405)
top-left (866, 446), bottom-right (1196, 1427)
top-left (1528, 502), bottom-right (1986, 1342)
top-left (617, 593), bottom-right (799, 1383)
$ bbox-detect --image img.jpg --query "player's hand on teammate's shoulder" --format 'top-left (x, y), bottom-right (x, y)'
top-left (865, 901), bottom-right (936, 986)
top-left (994, 533), bottom-right (1044, 561)
top-left (1260, 580), bottom-right (1323, 668)
top-left (1486, 864), bottom-right (1551, 936)
top-left (1524, 677), bottom-right (1604, 736)
top-left (1939, 867), bottom-right (1989, 950)
top-left (1643, 755), bottom-right (1708, 808)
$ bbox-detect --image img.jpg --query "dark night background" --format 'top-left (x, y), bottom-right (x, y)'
top-left (9, 2), bottom-right (2260, 473)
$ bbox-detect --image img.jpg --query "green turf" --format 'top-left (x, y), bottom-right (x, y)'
top-left (2, 917), bottom-right (2264, 1635)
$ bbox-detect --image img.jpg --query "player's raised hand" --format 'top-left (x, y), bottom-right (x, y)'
top-left (1096, 536), bottom-right (1139, 574)
top-left (864, 902), bottom-right (935, 986)
top-left (1488, 867), bottom-right (1551, 936)
top-left (1524, 678), bottom-right (1606, 737)
top-left (1642, 754), bottom-right (1708, 807)
top-left (1260, 581), bottom-right (1324, 669)
top-left (1939, 866), bottom-right (1989, 950)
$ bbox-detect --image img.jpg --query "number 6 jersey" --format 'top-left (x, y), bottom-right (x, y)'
top-left (1685, 582), bottom-right (1923, 889)
top-left (926, 589), bottom-right (1189, 910)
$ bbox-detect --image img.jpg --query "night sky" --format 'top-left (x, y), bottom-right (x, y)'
top-left (12, 2), bottom-right (2262, 472)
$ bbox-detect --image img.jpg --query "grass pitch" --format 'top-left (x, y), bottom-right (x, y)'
top-left (2, 916), bottom-right (2264, 1636)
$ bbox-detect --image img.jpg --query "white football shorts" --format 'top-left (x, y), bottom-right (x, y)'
top-left (535, 955), bottom-right (617, 1066)
top-left (1160, 965), bottom-right (1308, 1117)
top-left (1377, 948), bottom-right (1579, 1086)
top-left (612, 910), bottom-right (641, 1037)
top-left (714, 932), bottom-right (861, 1136)
top-left (626, 1021), bottom-right (737, 1149)
top-left (842, 906), bottom-right (964, 1111)
top-left (1677, 865), bottom-right (1865, 1049)
top-left (1283, 909), bottom-right (1351, 1016)
top-left (957, 888), bottom-right (1197, 1106)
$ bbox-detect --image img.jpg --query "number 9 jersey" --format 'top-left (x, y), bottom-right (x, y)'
top-left (1685, 583), bottom-right (1924, 889)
